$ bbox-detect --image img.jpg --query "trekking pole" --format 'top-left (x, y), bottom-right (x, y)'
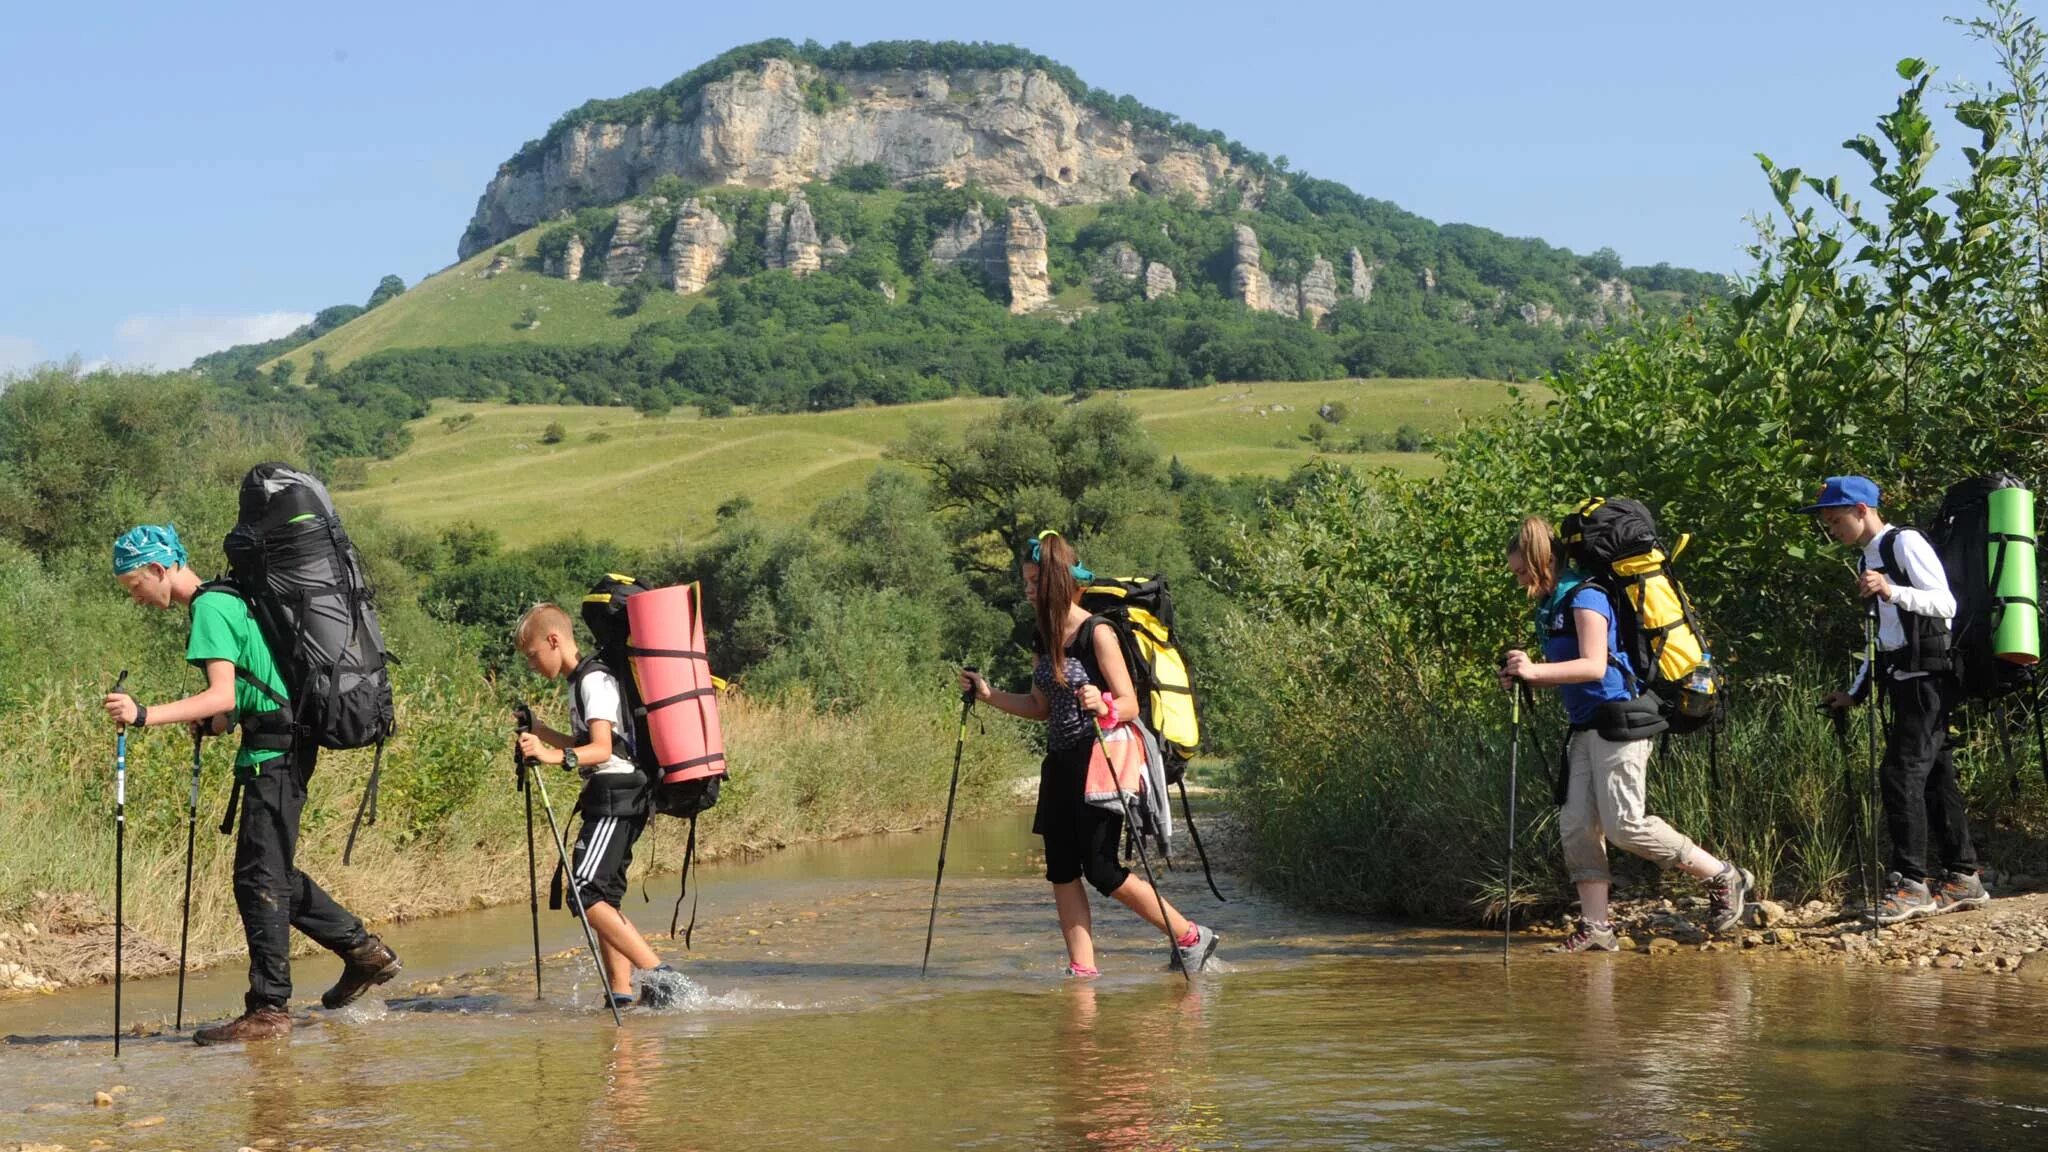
top-left (518, 703), bottom-right (621, 1027)
top-left (1504, 682), bottom-right (1525, 968)
top-left (1863, 600), bottom-right (1883, 915)
top-left (516, 705), bottom-right (543, 1000)
top-left (1084, 695), bottom-right (1191, 985)
top-left (175, 727), bottom-right (202, 1031)
top-left (921, 676), bottom-right (977, 977)
top-left (109, 670), bottom-right (129, 1056)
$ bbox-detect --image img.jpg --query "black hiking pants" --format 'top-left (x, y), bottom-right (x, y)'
top-left (234, 744), bottom-right (368, 1012)
top-left (1880, 674), bottom-right (1979, 882)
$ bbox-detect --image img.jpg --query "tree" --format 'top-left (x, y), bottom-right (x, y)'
top-left (366, 275), bottom-right (406, 310)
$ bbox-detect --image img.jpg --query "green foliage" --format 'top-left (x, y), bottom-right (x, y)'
top-left (615, 274), bottom-right (656, 317)
top-left (1216, 4), bottom-right (2048, 917)
top-left (831, 162), bottom-right (891, 192)
top-left (366, 274), bottom-right (407, 310)
top-left (539, 420), bottom-right (567, 444)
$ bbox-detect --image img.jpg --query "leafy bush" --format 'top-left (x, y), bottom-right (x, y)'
top-left (539, 421), bottom-right (567, 444)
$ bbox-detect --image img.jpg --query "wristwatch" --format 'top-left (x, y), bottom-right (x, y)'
top-left (563, 747), bottom-right (580, 774)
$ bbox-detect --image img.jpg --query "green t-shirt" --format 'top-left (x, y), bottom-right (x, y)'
top-left (187, 588), bottom-right (289, 770)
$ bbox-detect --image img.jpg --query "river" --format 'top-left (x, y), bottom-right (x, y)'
top-left (3, 813), bottom-right (2046, 1150)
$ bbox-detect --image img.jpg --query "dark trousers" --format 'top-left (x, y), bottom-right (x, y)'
top-left (1880, 674), bottom-right (1980, 882)
top-left (234, 744), bottom-right (366, 1011)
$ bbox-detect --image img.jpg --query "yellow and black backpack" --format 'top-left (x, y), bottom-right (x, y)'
top-left (1560, 498), bottom-right (1723, 733)
top-left (1080, 575), bottom-right (1224, 900)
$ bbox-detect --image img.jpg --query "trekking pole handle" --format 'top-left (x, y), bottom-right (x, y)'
top-left (513, 702), bottom-right (534, 784)
top-left (960, 665), bottom-right (979, 707)
top-left (111, 671), bottom-right (129, 806)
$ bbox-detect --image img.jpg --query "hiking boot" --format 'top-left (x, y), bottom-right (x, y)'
top-left (193, 1005), bottom-right (291, 1046)
top-left (1872, 874), bottom-right (1937, 925)
top-left (1168, 924), bottom-right (1218, 973)
top-left (1705, 864), bottom-right (1754, 935)
top-left (1550, 921), bottom-right (1618, 953)
top-left (320, 935), bottom-right (402, 1010)
top-left (1933, 870), bottom-right (1991, 915)
top-left (636, 965), bottom-right (684, 1009)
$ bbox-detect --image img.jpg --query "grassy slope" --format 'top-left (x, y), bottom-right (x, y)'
top-left (272, 226), bottom-right (699, 372)
top-left (340, 378), bottom-right (1526, 548)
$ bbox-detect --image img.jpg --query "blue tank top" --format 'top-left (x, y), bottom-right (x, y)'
top-left (1540, 578), bottom-right (1634, 726)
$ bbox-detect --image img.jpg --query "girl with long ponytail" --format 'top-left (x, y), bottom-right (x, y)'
top-left (961, 531), bottom-right (1218, 977)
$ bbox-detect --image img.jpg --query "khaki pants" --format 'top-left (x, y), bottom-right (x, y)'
top-left (1559, 730), bottom-right (1700, 884)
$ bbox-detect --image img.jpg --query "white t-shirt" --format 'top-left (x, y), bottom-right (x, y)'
top-left (1848, 526), bottom-right (1957, 692)
top-left (570, 666), bottom-right (640, 777)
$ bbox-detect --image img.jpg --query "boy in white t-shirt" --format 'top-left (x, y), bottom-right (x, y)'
top-left (515, 603), bottom-right (678, 1010)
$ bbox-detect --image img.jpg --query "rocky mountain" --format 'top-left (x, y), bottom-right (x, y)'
top-left (460, 57), bottom-right (1246, 259)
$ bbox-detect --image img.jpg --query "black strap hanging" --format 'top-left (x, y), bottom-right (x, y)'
top-left (669, 815), bottom-right (702, 947)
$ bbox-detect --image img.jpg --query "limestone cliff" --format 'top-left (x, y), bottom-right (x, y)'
top-left (1349, 248), bottom-right (1374, 303)
top-left (667, 198), bottom-right (731, 294)
top-left (1299, 257), bottom-right (1337, 326)
top-left (1144, 261), bottom-right (1177, 300)
top-left (602, 201), bottom-right (656, 286)
top-left (544, 233), bottom-right (586, 281)
top-left (1229, 224), bottom-right (1270, 313)
top-left (782, 190), bottom-right (823, 277)
top-left (1006, 205), bottom-right (1051, 313)
top-left (460, 58), bottom-right (1250, 257)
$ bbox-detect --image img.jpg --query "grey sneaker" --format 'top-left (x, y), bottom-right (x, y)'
top-left (1551, 921), bottom-right (1618, 953)
top-left (1933, 870), bottom-right (1991, 914)
top-left (1168, 925), bottom-right (1218, 973)
top-left (635, 964), bottom-right (684, 1009)
top-left (1872, 874), bottom-right (1937, 925)
top-left (1705, 865), bottom-right (1754, 935)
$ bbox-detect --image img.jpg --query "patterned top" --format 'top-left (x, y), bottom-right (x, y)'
top-left (1034, 645), bottom-right (1098, 751)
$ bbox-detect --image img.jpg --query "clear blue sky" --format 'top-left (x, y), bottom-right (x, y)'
top-left (0, 0), bottom-right (2000, 371)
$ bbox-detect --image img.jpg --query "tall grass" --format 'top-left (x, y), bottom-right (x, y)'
top-left (1212, 608), bottom-right (2048, 921)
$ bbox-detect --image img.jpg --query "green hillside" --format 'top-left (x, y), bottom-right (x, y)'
top-left (341, 378), bottom-right (1522, 548)
top-left (272, 227), bottom-right (699, 373)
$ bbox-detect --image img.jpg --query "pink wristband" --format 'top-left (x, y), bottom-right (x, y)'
top-left (1096, 692), bottom-right (1118, 729)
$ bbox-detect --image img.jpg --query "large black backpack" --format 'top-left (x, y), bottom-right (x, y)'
top-left (1927, 474), bottom-right (2039, 702)
top-left (221, 462), bottom-right (396, 861)
top-left (582, 573), bottom-right (721, 942)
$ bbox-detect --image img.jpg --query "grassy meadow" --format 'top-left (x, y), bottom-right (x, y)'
top-left (342, 378), bottom-right (1523, 548)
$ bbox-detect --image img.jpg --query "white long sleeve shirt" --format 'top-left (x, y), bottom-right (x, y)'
top-left (1847, 525), bottom-right (1956, 695)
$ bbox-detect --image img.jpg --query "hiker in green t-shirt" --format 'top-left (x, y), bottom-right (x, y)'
top-left (102, 524), bottom-right (400, 1046)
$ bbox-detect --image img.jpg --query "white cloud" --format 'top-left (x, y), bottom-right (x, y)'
top-left (0, 336), bottom-right (43, 376)
top-left (111, 311), bottom-right (315, 371)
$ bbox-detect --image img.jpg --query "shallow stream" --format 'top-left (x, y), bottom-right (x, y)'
top-left (4, 814), bottom-right (2046, 1150)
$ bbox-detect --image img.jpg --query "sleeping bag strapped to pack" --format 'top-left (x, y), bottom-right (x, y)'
top-left (1928, 474), bottom-right (2041, 701)
top-left (1560, 497), bottom-right (1722, 733)
top-left (585, 574), bottom-right (728, 942)
top-left (222, 462), bottom-right (397, 862)
top-left (1078, 575), bottom-right (1224, 901)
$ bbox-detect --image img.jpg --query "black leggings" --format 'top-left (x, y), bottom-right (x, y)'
top-left (1044, 806), bottom-right (1130, 896)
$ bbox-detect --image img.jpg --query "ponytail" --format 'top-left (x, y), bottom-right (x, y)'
top-left (1031, 532), bottom-right (1086, 687)
top-left (1508, 516), bottom-right (1561, 599)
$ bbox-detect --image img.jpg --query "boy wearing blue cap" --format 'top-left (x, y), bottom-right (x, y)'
top-left (103, 524), bottom-right (400, 1045)
top-left (1805, 478), bottom-right (1987, 923)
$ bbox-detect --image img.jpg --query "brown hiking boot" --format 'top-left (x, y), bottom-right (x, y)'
top-left (193, 1006), bottom-right (291, 1046)
top-left (320, 935), bottom-right (402, 1009)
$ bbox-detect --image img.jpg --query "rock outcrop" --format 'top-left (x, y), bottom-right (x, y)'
top-left (1006, 205), bottom-right (1051, 313)
top-left (544, 233), bottom-right (586, 281)
top-left (1144, 261), bottom-right (1177, 300)
top-left (823, 234), bottom-right (850, 266)
top-left (1299, 256), bottom-right (1337, 326)
top-left (1591, 277), bottom-right (1636, 323)
top-left (782, 191), bottom-right (823, 277)
top-left (602, 202), bottom-right (655, 286)
top-left (1105, 241), bottom-right (1143, 281)
top-left (667, 198), bottom-right (731, 294)
top-left (763, 202), bottom-right (788, 271)
top-left (460, 58), bottom-right (1252, 257)
top-left (1229, 224), bottom-right (1271, 313)
top-left (1517, 300), bottom-right (1563, 328)
top-left (1349, 248), bottom-right (1373, 302)
top-left (1420, 266), bottom-right (1437, 293)
top-left (930, 203), bottom-right (996, 270)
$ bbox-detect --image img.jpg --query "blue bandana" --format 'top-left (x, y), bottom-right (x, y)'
top-left (112, 523), bottom-right (188, 575)
top-left (1028, 532), bottom-right (1095, 583)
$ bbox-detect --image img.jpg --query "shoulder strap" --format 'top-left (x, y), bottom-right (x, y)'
top-left (1877, 527), bottom-right (1916, 588)
top-left (191, 580), bottom-right (290, 709)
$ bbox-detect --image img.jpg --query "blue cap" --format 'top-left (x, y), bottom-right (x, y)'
top-left (1797, 475), bottom-right (1881, 513)
top-left (112, 523), bottom-right (189, 575)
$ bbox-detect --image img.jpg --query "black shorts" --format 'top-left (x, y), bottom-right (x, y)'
top-left (567, 810), bottom-right (645, 914)
top-left (1043, 804), bottom-right (1129, 897)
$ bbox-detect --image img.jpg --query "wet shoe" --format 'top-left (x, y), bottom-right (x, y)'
top-left (1550, 921), bottom-right (1618, 953)
top-left (1706, 864), bottom-right (1754, 935)
top-left (1168, 925), bottom-right (1218, 973)
top-left (321, 935), bottom-right (402, 1009)
top-left (1933, 870), bottom-right (1991, 915)
top-left (1872, 874), bottom-right (1937, 925)
top-left (636, 964), bottom-right (684, 1009)
top-left (1063, 963), bottom-right (1101, 980)
top-left (607, 991), bottom-right (637, 1011)
top-left (193, 1005), bottom-right (291, 1046)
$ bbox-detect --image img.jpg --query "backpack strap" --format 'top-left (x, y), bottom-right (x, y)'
top-left (1877, 527), bottom-right (1911, 588)
top-left (194, 581), bottom-right (297, 751)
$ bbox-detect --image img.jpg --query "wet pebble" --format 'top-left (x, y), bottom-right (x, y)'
top-left (1647, 937), bottom-right (1680, 955)
top-left (124, 1117), bottom-right (165, 1129)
